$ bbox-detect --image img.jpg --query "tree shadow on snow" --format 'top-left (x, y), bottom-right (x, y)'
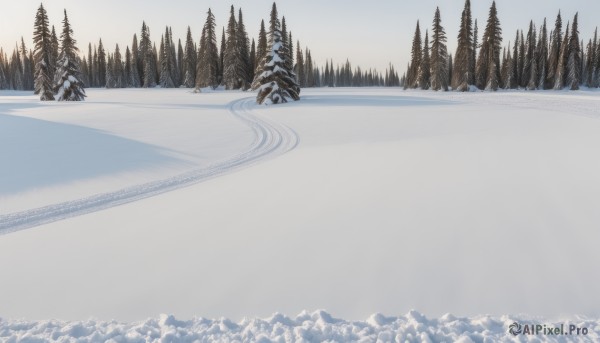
top-left (0, 113), bottom-right (185, 196)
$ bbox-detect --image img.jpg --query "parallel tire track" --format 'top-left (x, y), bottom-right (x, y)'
top-left (0, 97), bottom-right (299, 234)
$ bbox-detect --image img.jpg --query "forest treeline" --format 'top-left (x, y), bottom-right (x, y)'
top-left (0, 0), bottom-right (598, 98)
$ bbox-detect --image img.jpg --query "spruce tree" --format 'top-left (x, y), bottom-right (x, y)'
top-left (219, 27), bottom-right (225, 85)
top-left (523, 21), bottom-right (535, 89)
top-left (50, 26), bottom-right (59, 79)
top-left (196, 8), bottom-right (220, 89)
top-left (183, 26), bottom-right (196, 88)
top-left (159, 26), bottom-right (176, 88)
top-left (53, 10), bottom-right (85, 101)
top-left (504, 43), bottom-right (516, 89)
top-left (295, 42), bottom-right (305, 87)
top-left (113, 44), bottom-right (125, 88)
top-left (87, 44), bottom-right (94, 87)
top-left (132, 33), bottom-right (142, 87)
top-left (470, 19), bottom-right (478, 85)
top-left (256, 20), bottom-right (268, 65)
top-left (252, 2), bottom-right (300, 104)
top-left (406, 21), bottom-right (422, 89)
top-left (511, 31), bottom-right (519, 88)
top-left (140, 22), bottom-right (155, 88)
top-left (418, 31), bottom-right (431, 90)
top-left (537, 19), bottom-right (548, 89)
top-left (125, 46), bottom-right (133, 87)
top-left (97, 39), bottom-right (107, 87)
top-left (554, 24), bottom-right (569, 89)
top-left (452, 0), bottom-right (473, 91)
top-left (476, 1), bottom-right (502, 91)
top-left (177, 38), bottom-right (184, 87)
top-left (430, 7), bottom-right (449, 91)
top-left (566, 13), bottom-right (582, 90)
top-left (237, 8), bottom-right (251, 88)
top-left (547, 11), bottom-right (562, 88)
top-left (33, 3), bottom-right (54, 100)
top-left (249, 38), bottom-right (256, 81)
top-left (518, 30), bottom-right (526, 86)
top-left (591, 28), bottom-right (599, 87)
top-left (223, 5), bottom-right (246, 89)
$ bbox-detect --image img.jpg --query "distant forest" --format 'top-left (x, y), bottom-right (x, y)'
top-left (1, 0), bottom-right (599, 98)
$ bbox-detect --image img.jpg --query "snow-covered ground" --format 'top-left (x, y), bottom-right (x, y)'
top-left (1, 88), bottom-right (600, 338)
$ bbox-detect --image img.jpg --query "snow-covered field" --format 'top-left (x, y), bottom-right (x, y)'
top-left (1, 88), bottom-right (600, 340)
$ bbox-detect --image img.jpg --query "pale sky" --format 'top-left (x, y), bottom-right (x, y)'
top-left (1, 1), bottom-right (598, 72)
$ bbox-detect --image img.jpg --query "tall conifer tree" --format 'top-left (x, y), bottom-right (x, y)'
top-left (33, 3), bottom-right (54, 100)
top-left (53, 10), bottom-right (85, 101)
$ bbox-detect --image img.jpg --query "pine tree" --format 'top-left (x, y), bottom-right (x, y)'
top-left (252, 2), bottom-right (300, 104)
top-left (504, 43), bottom-right (516, 89)
top-left (177, 39), bottom-right (184, 87)
top-left (223, 5), bottom-right (246, 89)
top-left (53, 10), bottom-right (85, 101)
top-left (430, 7), bottom-right (449, 91)
top-left (476, 1), bottom-right (502, 91)
top-left (20, 38), bottom-right (34, 90)
top-left (591, 28), bottom-right (599, 87)
top-left (219, 27), bottom-right (225, 85)
top-left (33, 3), bottom-right (54, 100)
top-left (113, 44), bottom-right (125, 88)
top-left (124, 46), bottom-right (133, 87)
top-left (196, 8), bottom-right (220, 89)
top-left (406, 21), bottom-right (422, 89)
top-left (295, 42), bottom-right (305, 87)
top-left (237, 8), bottom-right (251, 88)
top-left (452, 0), bottom-right (473, 91)
top-left (537, 19), bottom-right (548, 89)
top-left (518, 30), bottom-right (526, 87)
top-left (97, 39), bottom-right (107, 87)
top-left (418, 31), bottom-right (431, 90)
top-left (140, 22), bottom-right (155, 88)
top-left (105, 53), bottom-right (115, 88)
top-left (159, 26), bottom-right (176, 88)
top-left (132, 33), bottom-right (142, 87)
top-left (471, 19), bottom-right (478, 85)
top-left (523, 21), bottom-right (536, 89)
top-left (511, 31), bottom-right (519, 88)
top-left (554, 24), bottom-right (569, 89)
top-left (50, 26), bottom-right (59, 79)
top-left (249, 38), bottom-right (256, 81)
top-left (547, 11), bottom-right (562, 88)
top-left (567, 13), bottom-right (582, 90)
top-left (183, 26), bottom-right (196, 88)
top-left (447, 54), bottom-right (453, 85)
top-left (256, 20), bottom-right (268, 66)
top-left (87, 44), bottom-right (94, 87)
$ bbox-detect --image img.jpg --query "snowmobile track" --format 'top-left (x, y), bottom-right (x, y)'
top-left (0, 97), bottom-right (299, 234)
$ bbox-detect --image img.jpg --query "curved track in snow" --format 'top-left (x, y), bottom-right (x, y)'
top-left (0, 97), bottom-right (299, 234)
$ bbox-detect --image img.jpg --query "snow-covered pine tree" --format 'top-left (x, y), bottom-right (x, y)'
top-left (252, 2), bottom-right (300, 104)
top-left (237, 8), bottom-right (252, 88)
top-left (183, 27), bottom-right (196, 88)
top-left (256, 20), bottom-right (268, 66)
top-left (547, 11), bottom-right (562, 88)
top-left (452, 0), bottom-right (473, 91)
top-left (406, 21), bottom-right (422, 89)
top-left (97, 39), bottom-right (107, 87)
top-left (196, 9), bottom-right (220, 89)
top-left (418, 31), bottom-right (431, 90)
top-left (33, 3), bottom-right (54, 100)
top-left (476, 1), bottom-right (502, 91)
top-left (53, 10), bottom-right (85, 101)
top-left (566, 13), bottom-right (582, 90)
top-left (430, 7), bottom-right (448, 91)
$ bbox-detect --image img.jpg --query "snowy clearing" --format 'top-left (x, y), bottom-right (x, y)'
top-left (1, 88), bottom-right (600, 334)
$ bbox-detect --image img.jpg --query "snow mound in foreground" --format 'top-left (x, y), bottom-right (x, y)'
top-left (1, 311), bottom-right (598, 342)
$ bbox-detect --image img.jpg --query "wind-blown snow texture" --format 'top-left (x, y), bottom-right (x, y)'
top-left (1, 311), bottom-right (598, 342)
